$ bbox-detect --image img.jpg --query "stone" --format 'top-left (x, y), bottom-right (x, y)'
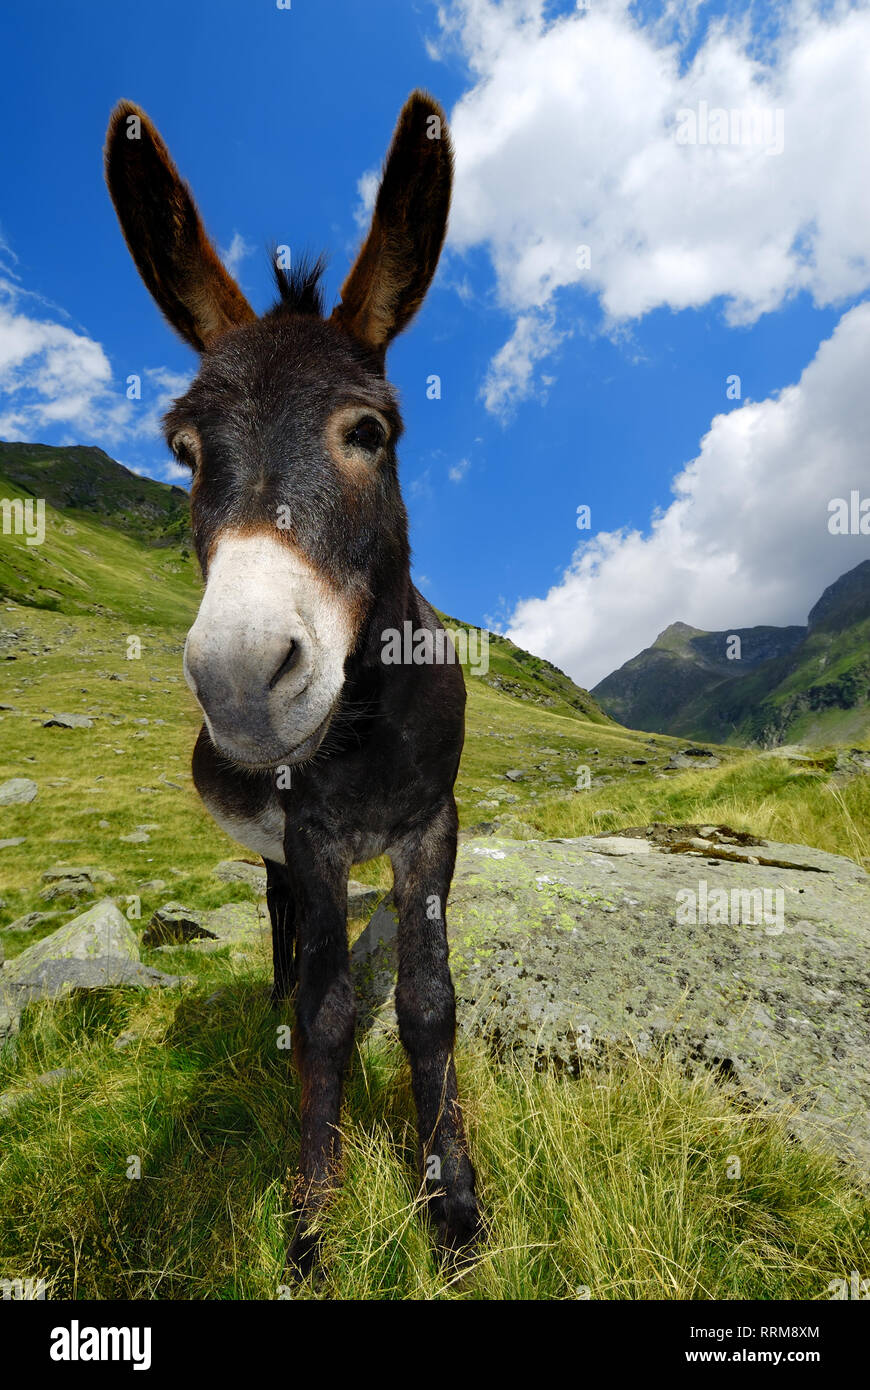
top-left (4, 899), bottom-right (139, 980)
top-left (41, 865), bottom-right (115, 885)
top-left (1, 911), bottom-right (61, 934)
top-left (589, 836), bottom-right (651, 857)
top-left (213, 859), bottom-right (268, 893)
top-left (143, 902), bottom-right (214, 946)
top-left (40, 879), bottom-right (95, 903)
top-left (352, 827), bottom-right (870, 1180)
top-left (0, 1067), bottom-right (76, 1117)
top-left (0, 778), bottom-right (38, 805)
top-left (119, 831), bottom-right (150, 844)
top-left (351, 897), bottom-right (400, 1034)
top-left (42, 713), bottom-right (93, 729)
top-left (665, 748), bottom-right (721, 771)
top-left (347, 879), bottom-right (382, 920)
top-left (143, 900), bottom-right (266, 950)
top-left (0, 838), bottom-right (25, 850)
top-left (0, 899), bottom-right (183, 1040)
top-left (504, 769), bottom-right (525, 781)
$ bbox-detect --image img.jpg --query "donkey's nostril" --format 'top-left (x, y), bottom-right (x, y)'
top-left (269, 639), bottom-right (302, 691)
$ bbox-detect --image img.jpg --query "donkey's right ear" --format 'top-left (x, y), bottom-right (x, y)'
top-left (104, 101), bottom-right (255, 352)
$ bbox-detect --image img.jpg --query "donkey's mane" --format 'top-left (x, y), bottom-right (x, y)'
top-left (270, 252), bottom-right (329, 318)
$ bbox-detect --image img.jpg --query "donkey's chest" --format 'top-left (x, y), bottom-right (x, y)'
top-left (199, 786), bottom-right (287, 864)
top-left (198, 782), bottom-right (393, 867)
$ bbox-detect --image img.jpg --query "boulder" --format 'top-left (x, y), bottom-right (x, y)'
top-left (1, 910), bottom-right (61, 934)
top-left (4, 899), bottom-right (139, 979)
top-left (144, 900), bottom-right (266, 951)
top-left (352, 827), bottom-right (870, 1178)
top-left (0, 899), bottom-right (183, 1041)
top-left (213, 859), bottom-right (268, 894)
top-left (42, 713), bottom-right (93, 729)
top-left (0, 778), bottom-right (38, 806)
top-left (665, 748), bottom-right (721, 770)
top-left (41, 866), bottom-right (115, 884)
top-left (143, 902), bottom-right (214, 946)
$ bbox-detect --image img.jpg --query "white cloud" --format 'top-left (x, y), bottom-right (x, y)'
top-left (0, 264), bottom-right (189, 457)
top-left (162, 458), bottom-right (192, 484)
top-left (439, 0), bottom-right (870, 404)
top-left (506, 301), bottom-right (870, 687)
top-left (448, 456), bottom-right (470, 483)
top-left (481, 312), bottom-right (564, 419)
top-left (220, 231), bottom-right (255, 279)
top-left (0, 298), bottom-right (121, 440)
top-left (353, 170), bottom-right (380, 231)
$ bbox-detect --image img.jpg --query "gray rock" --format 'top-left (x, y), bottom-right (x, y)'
top-left (143, 900), bottom-right (266, 950)
top-left (143, 902), bottom-right (214, 946)
top-left (504, 769), bottom-right (525, 781)
top-left (40, 879), bottom-right (95, 903)
top-left (0, 778), bottom-right (38, 806)
top-left (43, 713), bottom-right (93, 729)
top-left (588, 836), bottom-right (651, 857)
top-left (351, 897), bottom-right (399, 1034)
top-left (665, 748), bottom-right (721, 770)
top-left (213, 859), bottom-right (268, 893)
top-left (138, 879), bottom-right (167, 893)
top-left (352, 828), bottom-right (870, 1179)
top-left (41, 865), bottom-right (115, 885)
top-left (0, 1067), bottom-right (76, 1117)
top-left (1, 910), bottom-right (61, 934)
top-left (347, 879), bottom-right (382, 920)
top-left (0, 838), bottom-right (25, 850)
top-left (4, 899), bottom-right (139, 981)
top-left (0, 899), bottom-right (183, 1040)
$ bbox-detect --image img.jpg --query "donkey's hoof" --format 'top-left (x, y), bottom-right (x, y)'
top-left (432, 1189), bottom-right (482, 1262)
top-left (287, 1222), bottom-right (323, 1282)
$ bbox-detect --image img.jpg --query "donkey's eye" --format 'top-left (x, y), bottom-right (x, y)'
top-left (170, 429), bottom-right (201, 472)
top-left (345, 416), bottom-right (386, 453)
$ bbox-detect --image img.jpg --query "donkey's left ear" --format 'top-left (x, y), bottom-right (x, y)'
top-left (104, 100), bottom-right (255, 352)
top-left (332, 91), bottom-right (453, 354)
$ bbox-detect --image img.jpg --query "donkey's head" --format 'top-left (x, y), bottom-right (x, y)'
top-left (105, 94), bottom-right (452, 768)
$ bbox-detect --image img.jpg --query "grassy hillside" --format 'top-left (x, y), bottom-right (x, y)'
top-left (0, 441), bottom-right (190, 547)
top-left (1, 445), bottom-right (869, 1300)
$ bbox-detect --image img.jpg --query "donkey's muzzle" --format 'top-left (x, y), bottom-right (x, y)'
top-left (182, 532), bottom-right (354, 768)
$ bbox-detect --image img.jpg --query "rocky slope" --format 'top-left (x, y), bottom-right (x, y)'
top-left (593, 561), bottom-right (870, 747)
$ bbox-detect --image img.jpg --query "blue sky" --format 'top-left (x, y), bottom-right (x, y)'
top-left (2, 0), bottom-right (869, 686)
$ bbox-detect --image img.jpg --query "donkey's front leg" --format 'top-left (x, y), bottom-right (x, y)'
top-left (391, 798), bottom-right (480, 1257)
top-left (285, 839), bottom-right (355, 1277)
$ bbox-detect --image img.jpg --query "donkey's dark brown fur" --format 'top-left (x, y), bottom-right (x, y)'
top-left (105, 92), bottom-right (479, 1275)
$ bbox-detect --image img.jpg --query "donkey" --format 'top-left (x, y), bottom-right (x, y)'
top-left (104, 92), bottom-right (480, 1274)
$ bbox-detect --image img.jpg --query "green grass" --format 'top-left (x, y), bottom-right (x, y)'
top-left (506, 748), bottom-right (870, 870)
top-left (1, 992), bottom-right (867, 1300)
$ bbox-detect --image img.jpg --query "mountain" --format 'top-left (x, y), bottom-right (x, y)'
top-left (593, 561), bottom-right (870, 746)
top-left (0, 441), bottom-right (190, 547)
